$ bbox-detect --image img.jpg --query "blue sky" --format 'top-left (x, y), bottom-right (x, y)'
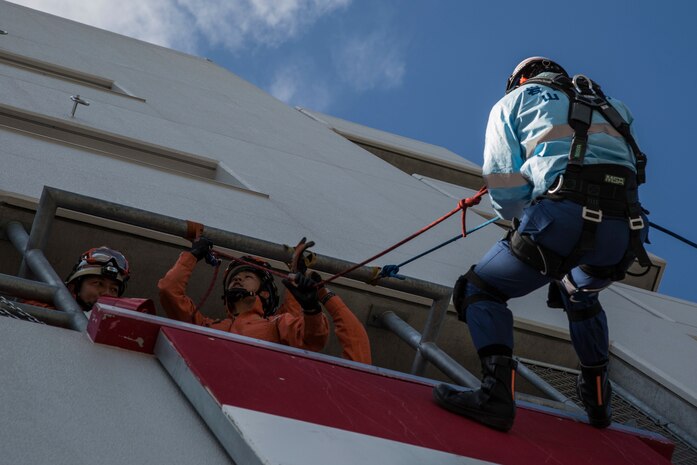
top-left (12, 0), bottom-right (697, 303)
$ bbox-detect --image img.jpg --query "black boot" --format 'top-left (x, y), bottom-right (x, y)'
top-left (433, 355), bottom-right (517, 432)
top-left (577, 362), bottom-right (612, 428)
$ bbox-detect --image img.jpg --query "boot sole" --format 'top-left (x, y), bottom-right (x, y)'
top-left (588, 417), bottom-right (612, 428)
top-left (432, 388), bottom-right (514, 432)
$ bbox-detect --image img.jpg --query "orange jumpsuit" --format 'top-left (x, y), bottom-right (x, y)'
top-left (318, 287), bottom-right (372, 364)
top-left (21, 299), bottom-right (55, 309)
top-left (158, 252), bottom-right (328, 351)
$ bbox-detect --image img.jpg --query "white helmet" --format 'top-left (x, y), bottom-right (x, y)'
top-left (65, 246), bottom-right (130, 296)
top-left (505, 57), bottom-right (568, 94)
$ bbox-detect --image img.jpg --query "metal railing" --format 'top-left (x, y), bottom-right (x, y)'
top-left (0, 185), bottom-right (580, 410)
top-left (378, 310), bottom-right (583, 412)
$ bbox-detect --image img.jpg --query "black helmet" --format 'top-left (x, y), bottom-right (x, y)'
top-left (65, 246), bottom-right (130, 297)
top-left (222, 255), bottom-right (279, 317)
top-left (505, 57), bottom-right (568, 94)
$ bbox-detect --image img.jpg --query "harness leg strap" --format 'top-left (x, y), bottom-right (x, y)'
top-left (454, 265), bottom-right (509, 322)
top-left (509, 230), bottom-right (566, 279)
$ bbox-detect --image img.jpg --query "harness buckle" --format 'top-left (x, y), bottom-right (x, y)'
top-left (572, 74), bottom-right (596, 96)
top-left (629, 216), bottom-right (645, 231)
top-left (547, 175), bottom-right (564, 194)
top-left (582, 206), bottom-right (603, 223)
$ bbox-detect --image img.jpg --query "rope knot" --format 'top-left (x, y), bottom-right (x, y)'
top-left (459, 197), bottom-right (480, 209)
top-left (458, 187), bottom-right (488, 237)
top-left (459, 187), bottom-right (487, 209)
top-left (379, 264), bottom-right (406, 280)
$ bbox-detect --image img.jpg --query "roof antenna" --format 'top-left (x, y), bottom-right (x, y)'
top-left (70, 95), bottom-right (90, 118)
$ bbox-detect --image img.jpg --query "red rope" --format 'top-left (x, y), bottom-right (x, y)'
top-left (195, 252), bottom-right (293, 311)
top-left (208, 250), bottom-right (292, 280)
top-left (195, 262), bottom-right (220, 311)
top-left (459, 185), bottom-right (488, 237)
top-left (194, 185), bottom-right (488, 291)
top-left (318, 186), bottom-right (488, 286)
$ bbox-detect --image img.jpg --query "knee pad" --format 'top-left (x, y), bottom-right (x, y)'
top-left (453, 265), bottom-right (509, 323)
top-left (565, 300), bottom-right (603, 322)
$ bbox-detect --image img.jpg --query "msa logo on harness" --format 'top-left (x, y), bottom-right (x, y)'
top-left (603, 174), bottom-right (626, 186)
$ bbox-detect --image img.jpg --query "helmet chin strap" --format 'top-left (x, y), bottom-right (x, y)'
top-left (225, 287), bottom-right (256, 304)
top-left (75, 295), bottom-right (92, 311)
top-left (71, 278), bottom-right (92, 311)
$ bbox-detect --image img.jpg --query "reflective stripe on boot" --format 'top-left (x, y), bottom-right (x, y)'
top-left (577, 362), bottom-right (612, 428)
top-left (433, 355), bottom-right (518, 432)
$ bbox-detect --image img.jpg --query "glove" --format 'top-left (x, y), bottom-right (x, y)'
top-left (190, 236), bottom-right (213, 262)
top-left (282, 273), bottom-right (321, 314)
top-left (308, 271), bottom-right (324, 288)
top-left (288, 237), bottom-right (315, 274)
top-left (310, 271), bottom-right (337, 306)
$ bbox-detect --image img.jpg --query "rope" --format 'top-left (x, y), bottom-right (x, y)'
top-left (195, 261), bottom-right (221, 311)
top-left (317, 186), bottom-right (488, 286)
top-left (207, 250), bottom-right (292, 280)
top-left (192, 187), bottom-right (490, 290)
top-left (379, 217), bottom-right (499, 280)
top-left (191, 205), bottom-right (695, 295)
top-left (650, 221), bottom-right (697, 249)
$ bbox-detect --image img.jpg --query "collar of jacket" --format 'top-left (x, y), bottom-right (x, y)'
top-left (227, 295), bottom-right (265, 321)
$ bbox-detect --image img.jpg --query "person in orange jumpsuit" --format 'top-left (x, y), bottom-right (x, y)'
top-left (24, 246), bottom-right (130, 311)
top-left (310, 271), bottom-right (372, 364)
top-left (158, 237), bottom-right (328, 351)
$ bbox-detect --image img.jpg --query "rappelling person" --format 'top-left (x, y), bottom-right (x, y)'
top-left (157, 237), bottom-right (329, 351)
top-left (24, 246), bottom-right (130, 312)
top-left (433, 57), bottom-right (650, 431)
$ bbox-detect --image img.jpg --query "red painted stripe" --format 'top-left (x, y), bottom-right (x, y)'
top-left (162, 327), bottom-right (673, 465)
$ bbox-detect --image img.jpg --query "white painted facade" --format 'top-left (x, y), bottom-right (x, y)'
top-left (1, 1), bottom-right (696, 460)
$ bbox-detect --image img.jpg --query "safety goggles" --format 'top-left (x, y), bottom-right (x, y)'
top-left (81, 247), bottom-right (130, 277)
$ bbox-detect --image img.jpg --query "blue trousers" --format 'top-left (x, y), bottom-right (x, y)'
top-left (465, 199), bottom-right (648, 366)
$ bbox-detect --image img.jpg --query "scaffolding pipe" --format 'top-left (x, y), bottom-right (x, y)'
top-left (410, 295), bottom-right (451, 376)
top-left (6, 221), bottom-right (87, 331)
top-left (514, 362), bottom-right (583, 412)
top-left (18, 188), bottom-right (58, 278)
top-left (40, 187), bottom-right (451, 300)
top-left (8, 301), bottom-right (74, 329)
top-left (379, 311), bottom-right (480, 388)
top-left (612, 382), bottom-right (697, 451)
top-left (0, 272), bottom-right (57, 302)
top-left (380, 311), bottom-right (583, 412)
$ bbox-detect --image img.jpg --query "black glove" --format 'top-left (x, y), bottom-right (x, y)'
top-left (283, 273), bottom-right (321, 314)
top-left (190, 236), bottom-right (213, 262)
top-left (308, 271), bottom-right (324, 288)
top-left (310, 271), bottom-right (337, 306)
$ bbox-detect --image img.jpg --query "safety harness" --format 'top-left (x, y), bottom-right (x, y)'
top-left (508, 73), bottom-right (651, 282)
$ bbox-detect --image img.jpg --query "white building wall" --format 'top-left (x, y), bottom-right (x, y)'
top-left (0, 317), bottom-right (232, 465)
top-left (0, 0), bottom-right (501, 287)
top-left (1, 0), bottom-right (696, 446)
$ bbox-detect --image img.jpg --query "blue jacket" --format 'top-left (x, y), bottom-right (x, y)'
top-left (483, 72), bottom-right (639, 220)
